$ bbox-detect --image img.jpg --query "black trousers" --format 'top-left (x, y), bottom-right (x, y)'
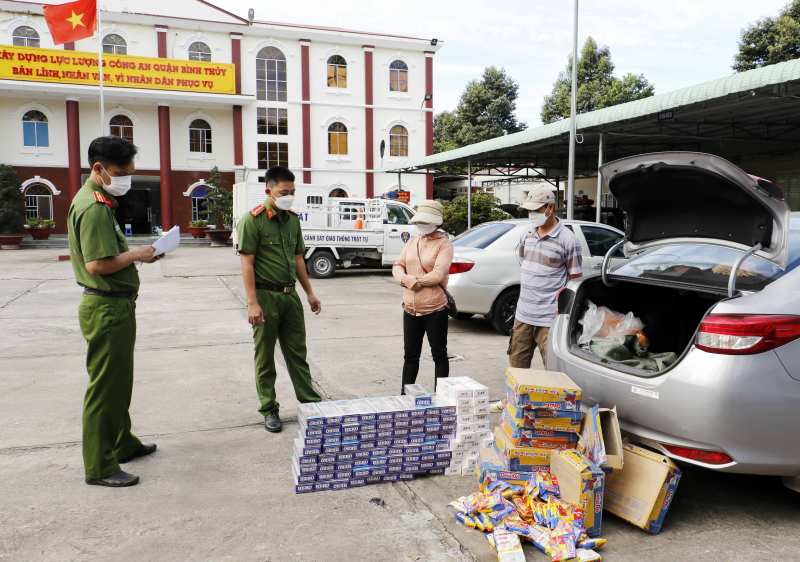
top-left (401, 309), bottom-right (449, 394)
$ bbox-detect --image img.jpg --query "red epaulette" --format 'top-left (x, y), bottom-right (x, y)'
top-left (94, 191), bottom-right (113, 210)
top-left (250, 204), bottom-right (265, 217)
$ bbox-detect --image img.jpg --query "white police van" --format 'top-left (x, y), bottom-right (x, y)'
top-left (232, 180), bottom-right (419, 278)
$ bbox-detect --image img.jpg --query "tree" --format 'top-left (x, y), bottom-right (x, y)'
top-left (438, 192), bottom-right (510, 235)
top-left (201, 166), bottom-right (232, 229)
top-left (0, 164), bottom-right (25, 235)
top-left (540, 37), bottom-right (654, 124)
top-left (433, 66), bottom-right (527, 153)
top-left (733, 1), bottom-right (800, 72)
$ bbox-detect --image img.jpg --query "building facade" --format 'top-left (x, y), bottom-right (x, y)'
top-left (0, 0), bottom-right (441, 234)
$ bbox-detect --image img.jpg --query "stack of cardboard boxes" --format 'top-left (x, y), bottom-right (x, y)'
top-left (292, 385), bottom-right (455, 493)
top-left (433, 377), bottom-right (493, 476)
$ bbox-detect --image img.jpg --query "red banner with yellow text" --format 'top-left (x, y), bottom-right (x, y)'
top-left (0, 45), bottom-right (235, 94)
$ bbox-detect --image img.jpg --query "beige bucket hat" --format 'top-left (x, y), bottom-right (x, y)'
top-left (410, 200), bottom-right (444, 225)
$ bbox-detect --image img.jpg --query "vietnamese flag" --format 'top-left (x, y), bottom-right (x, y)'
top-left (43, 0), bottom-right (97, 45)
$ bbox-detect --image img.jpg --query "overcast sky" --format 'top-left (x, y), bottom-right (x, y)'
top-left (227, 0), bottom-right (789, 127)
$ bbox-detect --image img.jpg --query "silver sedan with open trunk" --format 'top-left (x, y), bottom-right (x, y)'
top-left (548, 152), bottom-right (800, 489)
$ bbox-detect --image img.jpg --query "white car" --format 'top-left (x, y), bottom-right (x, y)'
top-left (447, 219), bottom-right (626, 334)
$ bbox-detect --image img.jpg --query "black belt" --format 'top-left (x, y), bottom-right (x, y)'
top-left (256, 282), bottom-right (295, 294)
top-left (83, 288), bottom-right (138, 301)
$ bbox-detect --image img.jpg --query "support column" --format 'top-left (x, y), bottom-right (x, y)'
top-left (364, 46), bottom-right (374, 198)
top-left (158, 103), bottom-right (173, 229)
top-left (467, 159), bottom-right (472, 230)
top-left (66, 98), bottom-right (81, 199)
top-left (300, 39), bottom-right (311, 184)
top-left (425, 51), bottom-right (435, 199)
top-left (156, 25), bottom-right (168, 58)
top-left (596, 133), bottom-right (604, 223)
top-left (231, 33), bottom-right (243, 168)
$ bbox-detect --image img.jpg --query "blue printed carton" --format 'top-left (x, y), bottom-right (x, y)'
top-left (505, 367), bottom-right (581, 411)
top-left (603, 443), bottom-right (682, 534)
top-left (550, 449), bottom-right (605, 537)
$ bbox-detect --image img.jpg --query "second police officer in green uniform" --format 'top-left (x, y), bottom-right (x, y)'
top-left (67, 136), bottom-right (161, 488)
top-left (237, 166), bottom-right (323, 432)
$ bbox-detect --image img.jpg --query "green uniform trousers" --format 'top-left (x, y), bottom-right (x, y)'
top-left (253, 289), bottom-right (321, 416)
top-left (78, 295), bottom-right (142, 479)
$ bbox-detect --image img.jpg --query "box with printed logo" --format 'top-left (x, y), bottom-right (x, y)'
top-left (315, 401), bottom-right (345, 425)
top-left (505, 401), bottom-right (583, 433)
top-left (499, 409), bottom-right (578, 449)
top-left (404, 384), bottom-right (433, 406)
top-left (477, 448), bottom-right (533, 490)
top-left (348, 398), bottom-right (377, 422)
top-left (578, 405), bottom-right (624, 474)
top-left (297, 402), bottom-right (325, 427)
top-left (363, 397), bottom-right (395, 422)
top-left (603, 443), bottom-right (681, 534)
top-left (505, 367), bottom-right (582, 411)
top-left (295, 434), bottom-right (322, 456)
top-left (330, 400), bottom-right (361, 425)
top-left (493, 426), bottom-right (553, 472)
top-left (550, 449), bottom-right (605, 537)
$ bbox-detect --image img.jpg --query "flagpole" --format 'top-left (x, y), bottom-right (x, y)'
top-left (97, 4), bottom-right (104, 136)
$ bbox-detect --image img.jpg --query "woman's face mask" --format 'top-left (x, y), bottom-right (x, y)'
top-left (417, 223), bottom-right (437, 235)
top-left (99, 165), bottom-right (132, 196)
top-left (529, 205), bottom-right (552, 228)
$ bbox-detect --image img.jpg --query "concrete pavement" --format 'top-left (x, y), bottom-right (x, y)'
top-left (1, 247), bottom-right (798, 561)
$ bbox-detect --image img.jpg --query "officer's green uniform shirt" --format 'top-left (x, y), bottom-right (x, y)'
top-left (68, 179), bottom-right (140, 293)
top-left (237, 202), bottom-right (306, 285)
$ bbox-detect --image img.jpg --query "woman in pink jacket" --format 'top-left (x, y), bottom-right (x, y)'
top-left (392, 200), bottom-right (454, 394)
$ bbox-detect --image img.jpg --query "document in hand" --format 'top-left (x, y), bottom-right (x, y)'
top-left (152, 225), bottom-right (181, 256)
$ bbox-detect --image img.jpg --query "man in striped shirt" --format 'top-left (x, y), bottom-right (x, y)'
top-left (491, 186), bottom-right (583, 412)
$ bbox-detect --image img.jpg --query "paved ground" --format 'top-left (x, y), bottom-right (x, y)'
top-left (1, 247), bottom-right (799, 562)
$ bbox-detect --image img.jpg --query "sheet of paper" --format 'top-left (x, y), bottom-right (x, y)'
top-left (152, 225), bottom-right (181, 257)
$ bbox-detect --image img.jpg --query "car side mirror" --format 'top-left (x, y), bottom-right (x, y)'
top-left (383, 219), bottom-right (388, 224)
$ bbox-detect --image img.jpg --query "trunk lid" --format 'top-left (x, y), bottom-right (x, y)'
top-left (600, 152), bottom-right (791, 268)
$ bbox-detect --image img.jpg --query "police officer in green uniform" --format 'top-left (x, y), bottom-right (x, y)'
top-left (68, 136), bottom-right (160, 487)
top-left (237, 166), bottom-right (322, 432)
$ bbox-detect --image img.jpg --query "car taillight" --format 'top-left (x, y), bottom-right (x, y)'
top-left (662, 444), bottom-right (733, 465)
top-left (695, 314), bottom-right (800, 355)
top-left (449, 258), bottom-right (474, 274)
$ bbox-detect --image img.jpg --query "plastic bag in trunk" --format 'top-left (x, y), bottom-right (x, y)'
top-left (577, 300), bottom-right (647, 346)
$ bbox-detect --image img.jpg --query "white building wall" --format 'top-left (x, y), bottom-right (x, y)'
top-left (1, 97), bottom-right (67, 168)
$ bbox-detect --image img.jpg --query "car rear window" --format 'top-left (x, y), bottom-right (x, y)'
top-left (611, 230), bottom-right (800, 291)
top-left (453, 222), bottom-right (516, 249)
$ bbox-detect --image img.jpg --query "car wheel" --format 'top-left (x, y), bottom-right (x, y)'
top-left (490, 289), bottom-right (519, 335)
top-left (456, 313), bottom-right (475, 320)
top-left (306, 251), bottom-right (336, 279)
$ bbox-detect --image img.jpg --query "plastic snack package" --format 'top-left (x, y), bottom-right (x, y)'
top-left (513, 496), bottom-right (533, 521)
top-left (573, 549), bottom-right (602, 561)
top-left (576, 538), bottom-right (606, 550)
top-left (491, 528), bottom-right (527, 562)
top-left (455, 511), bottom-right (477, 529)
top-left (548, 533), bottom-right (578, 562)
top-left (448, 497), bottom-right (471, 513)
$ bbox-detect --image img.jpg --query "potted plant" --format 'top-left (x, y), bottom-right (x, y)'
top-left (187, 219), bottom-right (210, 238)
top-left (202, 166), bottom-right (233, 247)
top-left (0, 164), bottom-right (26, 249)
top-left (26, 217), bottom-right (56, 240)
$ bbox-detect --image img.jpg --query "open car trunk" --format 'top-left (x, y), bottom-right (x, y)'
top-left (567, 277), bottom-right (728, 374)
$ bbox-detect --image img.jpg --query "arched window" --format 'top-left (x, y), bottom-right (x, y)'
top-left (13, 26), bottom-right (40, 48)
top-left (256, 46), bottom-right (287, 102)
top-left (24, 184), bottom-right (52, 220)
top-left (329, 188), bottom-right (348, 198)
top-left (327, 55), bottom-right (347, 88)
top-left (328, 122), bottom-right (348, 155)
top-left (191, 187), bottom-right (209, 221)
top-left (102, 34), bottom-right (127, 55)
top-left (389, 60), bottom-right (408, 92)
top-left (188, 42), bottom-right (211, 62)
top-left (22, 110), bottom-right (48, 147)
top-left (109, 115), bottom-right (133, 142)
top-left (390, 125), bottom-right (409, 157)
top-left (189, 119), bottom-right (212, 153)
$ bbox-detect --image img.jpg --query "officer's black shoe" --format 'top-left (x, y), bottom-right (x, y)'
top-left (264, 411), bottom-right (282, 433)
top-left (85, 470), bottom-right (140, 487)
top-left (118, 443), bottom-right (157, 464)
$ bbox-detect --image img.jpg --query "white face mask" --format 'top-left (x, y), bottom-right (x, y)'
top-left (417, 223), bottom-right (437, 235)
top-left (272, 194), bottom-right (295, 210)
top-left (100, 165), bottom-right (132, 196)
top-left (529, 206), bottom-right (551, 228)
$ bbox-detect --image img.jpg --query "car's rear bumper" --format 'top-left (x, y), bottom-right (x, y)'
top-left (548, 313), bottom-right (800, 476)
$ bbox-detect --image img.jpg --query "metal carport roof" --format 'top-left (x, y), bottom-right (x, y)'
top-left (384, 57), bottom-right (800, 178)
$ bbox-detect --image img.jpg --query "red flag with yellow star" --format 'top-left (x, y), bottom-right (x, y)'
top-left (43, 0), bottom-right (97, 45)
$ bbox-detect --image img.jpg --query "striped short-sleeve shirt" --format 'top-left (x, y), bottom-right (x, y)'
top-left (516, 220), bottom-right (582, 327)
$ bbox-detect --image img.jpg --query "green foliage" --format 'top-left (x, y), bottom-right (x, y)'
top-left (201, 166), bottom-right (232, 228)
top-left (0, 164), bottom-right (25, 235)
top-left (540, 37), bottom-right (654, 124)
top-left (438, 192), bottom-right (511, 235)
top-left (733, 0), bottom-right (800, 71)
top-left (188, 220), bottom-right (208, 227)
top-left (27, 217), bottom-right (55, 228)
top-left (433, 66), bottom-right (527, 154)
